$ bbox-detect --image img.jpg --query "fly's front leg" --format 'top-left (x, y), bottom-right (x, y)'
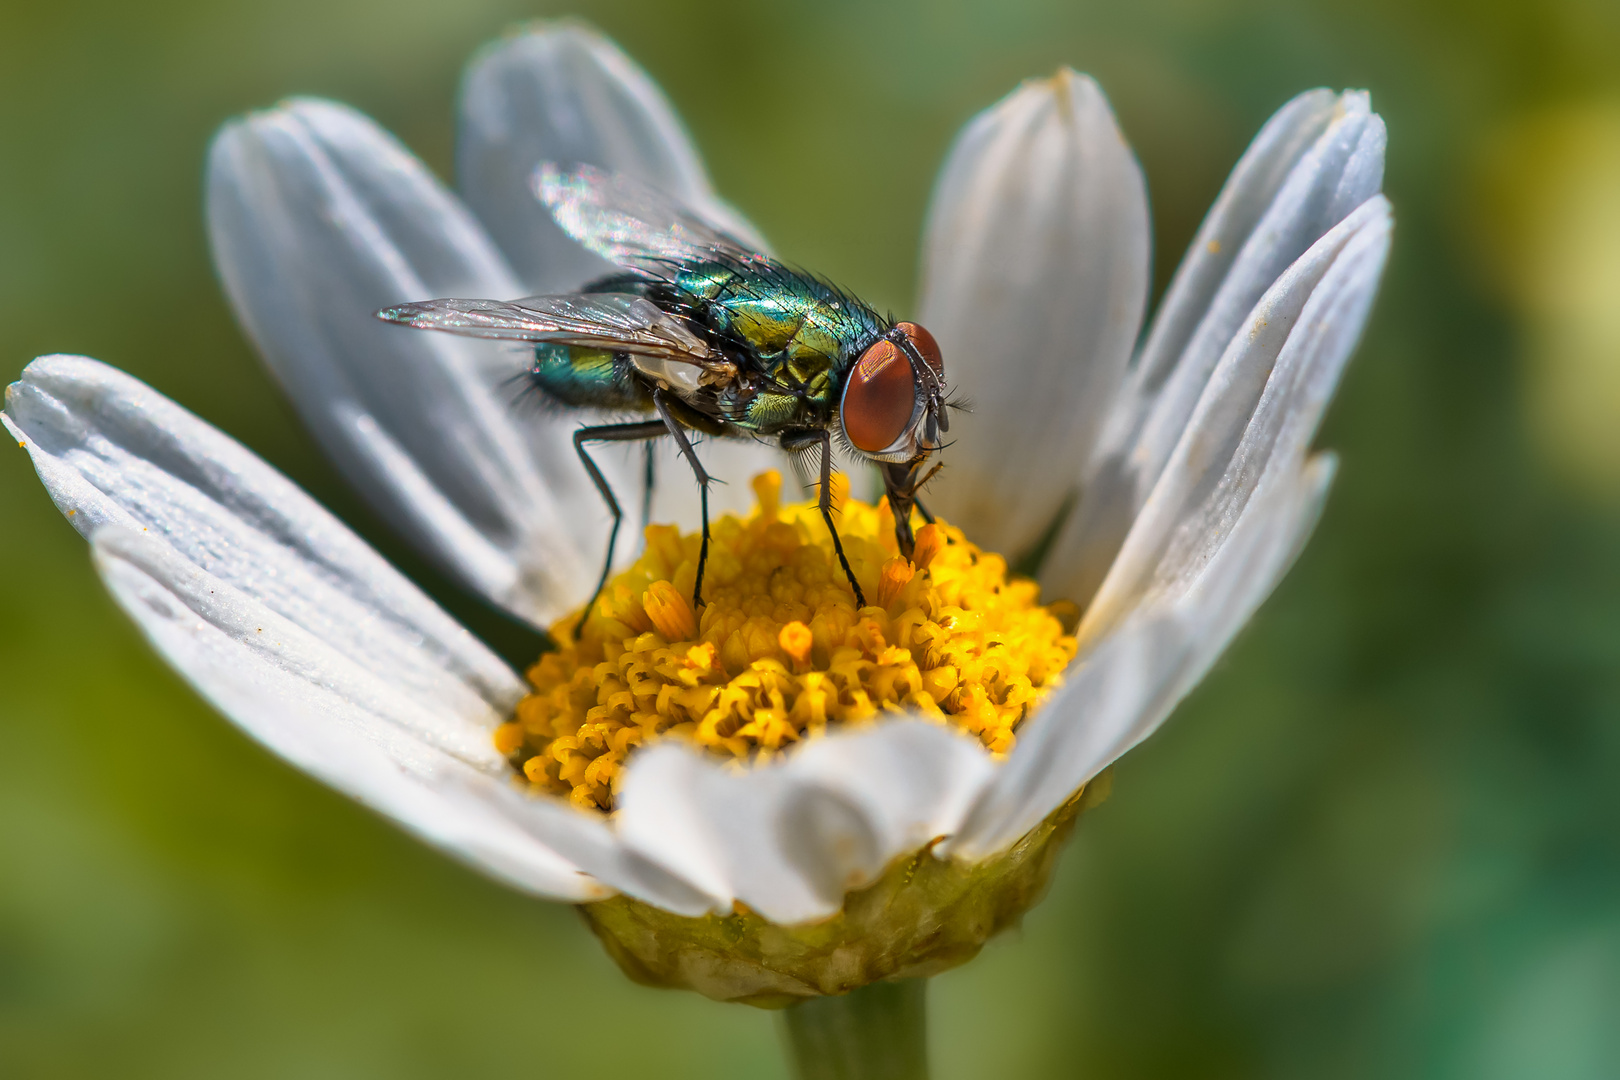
top-left (881, 461), bottom-right (919, 559)
top-left (880, 459), bottom-right (944, 558)
top-left (651, 388), bottom-right (716, 609)
top-left (819, 431), bottom-right (866, 608)
top-left (573, 419), bottom-right (669, 639)
top-left (781, 429), bottom-right (866, 607)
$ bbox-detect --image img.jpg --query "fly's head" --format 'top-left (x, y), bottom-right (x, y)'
top-left (837, 322), bottom-right (949, 468)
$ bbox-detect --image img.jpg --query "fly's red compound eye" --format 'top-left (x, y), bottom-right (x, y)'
top-left (895, 321), bottom-right (943, 378)
top-left (841, 338), bottom-right (917, 454)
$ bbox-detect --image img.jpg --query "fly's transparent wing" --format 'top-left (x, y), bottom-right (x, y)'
top-left (535, 163), bottom-right (769, 278)
top-left (377, 292), bottom-right (712, 363)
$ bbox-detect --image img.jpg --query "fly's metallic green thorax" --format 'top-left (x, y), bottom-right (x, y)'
top-left (693, 264), bottom-right (888, 433)
top-left (673, 261), bottom-right (887, 378)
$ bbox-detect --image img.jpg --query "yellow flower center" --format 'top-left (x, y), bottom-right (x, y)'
top-left (495, 471), bottom-right (1079, 811)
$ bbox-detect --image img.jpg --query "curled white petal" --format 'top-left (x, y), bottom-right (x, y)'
top-left (946, 619), bottom-right (1185, 862)
top-left (613, 721), bottom-right (994, 923)
top-left (1048, 89), bottom-right (1385, 602)
top-left (948, 452), bottom-right (1336, 861)
top-left (1079, 195), bottom-right (1391, 642)
top-left (206, 97), bottom-right (599, 626)
top-left (918, 69), bottom-right (1150, 559)
top-left (456, 780), bottom-right (725, 916)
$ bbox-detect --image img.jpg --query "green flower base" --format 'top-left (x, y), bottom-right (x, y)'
top-left (579, 771), bottom-right (1110, 1007)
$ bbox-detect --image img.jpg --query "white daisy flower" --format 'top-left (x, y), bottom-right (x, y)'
top-left (3, 21), bottom-right (1389, 1019)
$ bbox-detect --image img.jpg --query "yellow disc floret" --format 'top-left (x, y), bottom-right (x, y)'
top-left (496, 471), bottom-right (1078, 811)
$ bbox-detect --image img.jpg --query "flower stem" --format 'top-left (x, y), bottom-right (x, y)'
top-left (779, 979), bottom-right (929, 1080)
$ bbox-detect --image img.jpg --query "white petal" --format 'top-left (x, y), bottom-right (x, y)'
top-left (90, 528), bottom-right (605, 902)
top-left (2, 355), bottom-right (608, 900)
top-left (947, 452), bottom-right (1335, 861)
top-left (5, 356), bottom-right (522, 726)
top-left (613, 721), bottom-right (994, 924)
top-left (917, 69), bottom-right (1150, 558)
top-left (1077, 196), bottom-right (1389, 642)
top-left (455, 25), bottom-right (789, 530)
top-left (206, 97), bottom-right (602, 626)
top-left (949, 185), bottom-right (1389, 860)
top-left (593, 428), bottom-right (800, 540)
top-left (1048, 89), bottom-right (1385, 602)
top-left (456, 779), bottom-right (725, 916)
top-left (1166, 452), bottom-right (1338, 702)
top-left (457, 22), bottom-right (768, 294)
top-left (93, 509), bottom-right (714, 910)
top-left (946, 618), bottom-right (1185, 862)
top-left (587, 426), bottom-right (798, 540)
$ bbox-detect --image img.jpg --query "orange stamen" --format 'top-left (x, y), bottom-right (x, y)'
top-left (493, 722), bottom-right (526, 756)
top-left (779, 620), bottom-right (813, 671)
top-left (912, 523), bottom-right (946, 571)
top-left (643, 580), bottom-right (697, 642)
top-left (878, 557), bottom-right (915, 609)
top-left (751, 469), bottom-right (782, 521)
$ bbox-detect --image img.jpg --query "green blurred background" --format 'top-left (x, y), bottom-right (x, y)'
top-left (4, 0), bottom-right (1620, 1076)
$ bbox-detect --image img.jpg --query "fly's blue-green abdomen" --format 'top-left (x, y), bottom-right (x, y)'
top-left (529, 344), bottom-right (651, 410)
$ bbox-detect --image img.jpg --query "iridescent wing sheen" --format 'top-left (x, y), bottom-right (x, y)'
top-left (376, 292), bottom-right (713, 364)
top-left (535, 163), bottom-right (770, 280)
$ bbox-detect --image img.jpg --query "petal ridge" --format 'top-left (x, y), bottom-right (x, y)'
top-left (206, 97), bottom-right (599, 625)
top-left (918, 68), bottom-right (1151, 558)
top-left (1046, 90), bottom-right (1385, 602)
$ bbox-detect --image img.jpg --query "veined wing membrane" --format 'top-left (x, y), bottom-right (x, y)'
top-left (536, 163), bottom-right (770, 278)
top-left (376, 292), bottom-right (712, 363)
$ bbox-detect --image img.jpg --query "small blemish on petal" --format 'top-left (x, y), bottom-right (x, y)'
top-left (1047, 67), bottom-right (1077, 123)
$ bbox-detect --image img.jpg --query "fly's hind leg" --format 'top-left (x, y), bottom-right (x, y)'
top-left (573, 419), bottom-right (670, 639)
top-left (651, 388), bottom-right (718, 609)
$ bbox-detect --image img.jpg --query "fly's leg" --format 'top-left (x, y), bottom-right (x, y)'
top-left (819, 431), bottom-right (867, 608)
top-left (780, 429), bottom-right (866, 607)
top-left (573, 419), bottom-right (670, 639)
top-left (641, 441), bottom-right (656, 535)
top-left (651, 389), bottom-right (716, 609)
top-left (882, 462), bottom-right (918, 559)
top-left (881, 459), bottom-right (943, 558)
